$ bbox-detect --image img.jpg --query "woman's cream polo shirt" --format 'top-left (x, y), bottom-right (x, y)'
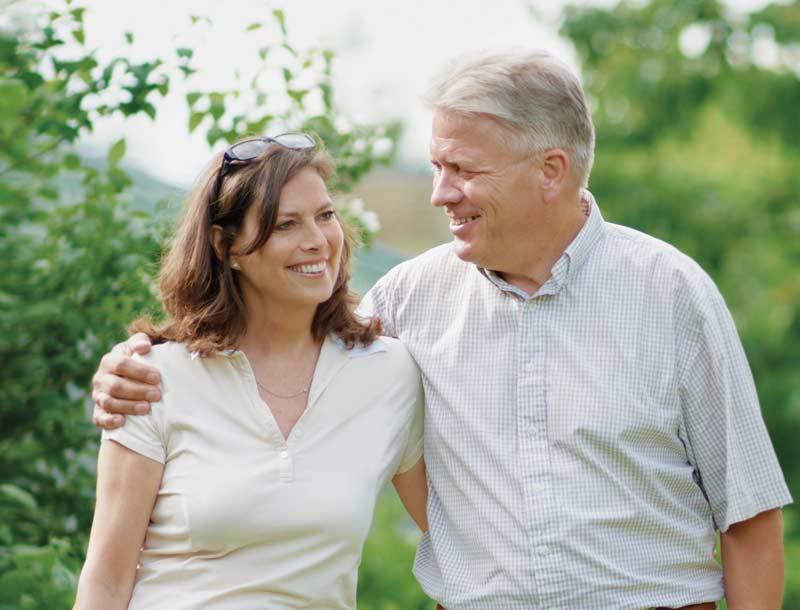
top-left (102, 335), bottom-right (424, 610)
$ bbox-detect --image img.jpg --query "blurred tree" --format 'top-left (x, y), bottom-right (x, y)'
top-left (0, 2), bottom-right (404, 607)
top-left (559, 0), bottom-right (800, 606)
top-left (358, 493), bottom-right (431, 610)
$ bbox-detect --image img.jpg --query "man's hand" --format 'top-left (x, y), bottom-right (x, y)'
top-left (91, 332), bottom-right (161, 429)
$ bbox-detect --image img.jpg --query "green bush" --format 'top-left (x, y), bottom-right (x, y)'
top-left (0, 3), bottom-right (398, 607)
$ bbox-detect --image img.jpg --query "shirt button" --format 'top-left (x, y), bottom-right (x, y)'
top-left (280, 450), bottom-right (289, 459)
top-left (526, 300), bottom-right (537, 309)
top-left (529, 482), bottom-right (545, 493)
top-left (527, 423), bottom-right (541, 435)
top-left (536, 544), bottom-right (551, 556)
top-left (524, 362), bottom-right (536, 373)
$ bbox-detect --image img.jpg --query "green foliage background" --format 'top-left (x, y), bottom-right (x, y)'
top-left (0, 0), bottom-right (797, 608)
top-left (559, 1), bottom-right (800, 607)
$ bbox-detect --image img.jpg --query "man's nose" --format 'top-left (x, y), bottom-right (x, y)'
top-left (430, 171), bottom-right (464, 208)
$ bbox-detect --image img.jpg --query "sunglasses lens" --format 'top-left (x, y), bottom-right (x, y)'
top-left (225, 133), bottom-right (314, 167)
top-left (229, 139), bottom-right (269, 160)
top-left (273, 133), bottom-right (315, 149)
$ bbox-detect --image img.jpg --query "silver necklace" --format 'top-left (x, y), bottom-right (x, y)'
top-left (254, 376), bottom-right (311, 399)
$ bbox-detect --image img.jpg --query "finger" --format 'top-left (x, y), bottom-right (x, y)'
top-left (93, 372), bottom-right (161, 403)
top-left (129, 332), bottom-right (153, 355)
top-left (98, 351), bottom-right (161, 385)
top-left (92, 404), bottom-right (126, 430)
top-left (111, 338), bottom-right (133, 357)
top-left (93, 390), bottom-right (152, 416)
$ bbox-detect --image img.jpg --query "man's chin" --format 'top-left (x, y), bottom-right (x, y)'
top-left (452, 239), bottom-right (484, 266)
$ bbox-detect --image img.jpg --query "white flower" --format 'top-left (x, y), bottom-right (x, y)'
top-left (373, 136), bottom-right (393, 157)
top-left (361, 210), bottom-right (381, 233)
top-left (348, 197), bottom-right (365, 214)
top-left (334, 116), bottom-right (353, 134)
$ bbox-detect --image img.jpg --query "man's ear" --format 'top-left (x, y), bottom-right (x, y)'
top-left (540, 148), bottom-right (570, 202)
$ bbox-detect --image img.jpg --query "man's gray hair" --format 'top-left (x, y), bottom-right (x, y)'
top-left (426, 50), bottom-right (596, 187)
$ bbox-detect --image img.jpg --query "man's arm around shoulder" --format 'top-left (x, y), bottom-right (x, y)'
top-left (91, 332), bottom-right (161, 429)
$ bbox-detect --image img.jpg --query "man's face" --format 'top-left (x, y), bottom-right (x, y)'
top-left (429, 110), bottom-right (544, 277)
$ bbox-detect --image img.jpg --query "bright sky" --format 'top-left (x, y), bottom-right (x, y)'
top-left (70, 0), bottom-right (570, 186)
top-left (38, 0), bottom-right (772, 187)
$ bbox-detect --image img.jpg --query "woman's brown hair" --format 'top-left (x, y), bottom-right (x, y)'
top-left (131, 139), bottom-right (381, 355)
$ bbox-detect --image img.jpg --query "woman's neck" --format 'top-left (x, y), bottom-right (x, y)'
top-left (236, 292), bottom-right (320, 358)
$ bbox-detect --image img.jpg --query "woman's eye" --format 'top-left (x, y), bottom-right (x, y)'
top-left (319, 210), bottom-right (336, 221)
top-left (275, 220), bottom-right (294, 231)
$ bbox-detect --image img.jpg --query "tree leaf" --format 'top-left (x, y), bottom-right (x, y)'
top-left (107, 138), bottom-right (126, 165)
top-left (63, 153), bottom-right (81, 170)
top-left (0, 484), bottom-right (38, 511)
top-left (272, 9), bottom-right (287, 36)
top-left (208, 93), bottom-right (225, 121)
top-left (186, 92), bottom-right (201, 107)
top-left (188, 111), bottom-right (204, 132)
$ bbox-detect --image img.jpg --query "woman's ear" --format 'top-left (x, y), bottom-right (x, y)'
top-left (210, 225), bottom-right (227, 262)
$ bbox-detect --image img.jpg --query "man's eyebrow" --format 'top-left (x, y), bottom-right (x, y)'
top-left (431, 153), bottom-right (477, 167)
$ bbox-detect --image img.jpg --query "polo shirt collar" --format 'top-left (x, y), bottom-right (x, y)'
top-left (330, 334), bottom-right (389, 358)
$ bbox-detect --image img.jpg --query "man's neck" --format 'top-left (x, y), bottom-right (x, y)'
top-left (497, 194), bottom-right (590, 295)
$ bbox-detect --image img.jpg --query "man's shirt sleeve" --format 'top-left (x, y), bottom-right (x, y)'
top-left (678, 271), bottom-right (792, 532)
top-left (358, 277), bottom-right (397, 337)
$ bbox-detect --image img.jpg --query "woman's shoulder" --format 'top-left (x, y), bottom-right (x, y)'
top-left (372, 335), bottom-right (409, 357)
top-left (363, 336), bottom-right (419, 379)
top-left (132, 341), bottom-right (195, 368)
top-left (347, 335), bottom-right (409, 359)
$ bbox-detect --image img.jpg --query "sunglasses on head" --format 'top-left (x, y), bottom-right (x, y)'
top-left (211, 133), bottom-right (316, 204)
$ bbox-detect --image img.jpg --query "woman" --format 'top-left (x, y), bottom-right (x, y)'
top-left (73, 134), bottom-right (427, 610)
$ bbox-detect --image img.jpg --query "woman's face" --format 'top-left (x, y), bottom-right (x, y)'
top-left (232, 167), bottom-right (344, 311)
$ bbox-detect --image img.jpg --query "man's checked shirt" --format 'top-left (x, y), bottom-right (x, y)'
top-left (360, 195), bottom-right (791, 610)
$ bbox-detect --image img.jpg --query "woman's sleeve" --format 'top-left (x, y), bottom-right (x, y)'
top-left (395, 376), bottom-right (425, 475)
top-left (101, 354), bottom-right (167, 464)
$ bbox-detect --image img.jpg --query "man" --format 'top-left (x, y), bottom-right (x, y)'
top-left (92, 51), bottom-right (791, 609)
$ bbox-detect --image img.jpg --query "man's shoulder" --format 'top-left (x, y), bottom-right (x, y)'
top-left (601, 221), bottom-right (720, 303)
top-left (604, 222), bottom-right (708, 277)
